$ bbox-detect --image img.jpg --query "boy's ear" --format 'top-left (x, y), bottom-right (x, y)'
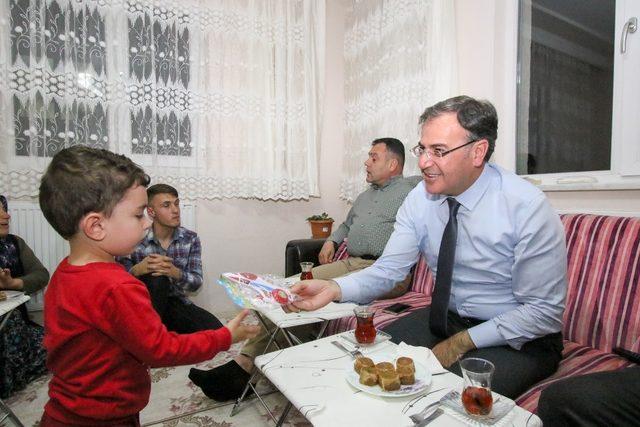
top-left (147, 206), bottom-right (156, 219)
top-left (79, 212), bottom-right (107, 241)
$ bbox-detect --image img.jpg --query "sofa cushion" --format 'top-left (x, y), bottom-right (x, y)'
top-left (561, 214), bottom-right (640, 352)
top-left (515, 340), bottom-right (637, 413)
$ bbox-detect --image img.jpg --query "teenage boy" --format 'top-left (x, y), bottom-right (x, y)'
top-left (117, 184), bottom-right (222, 333)
top-left (38, 146), bottom-right (259, 426)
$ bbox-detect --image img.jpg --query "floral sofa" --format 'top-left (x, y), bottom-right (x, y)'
top-left (286, 214), bottom-right (640, 412)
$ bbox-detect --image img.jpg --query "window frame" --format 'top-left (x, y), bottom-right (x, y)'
top-left (514, 0), bottom-right (640, 191)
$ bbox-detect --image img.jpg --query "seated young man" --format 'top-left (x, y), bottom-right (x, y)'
top-left (189, 138), bottom-right (420, 401)
top-left (117, 184), bottom-right (221, 333)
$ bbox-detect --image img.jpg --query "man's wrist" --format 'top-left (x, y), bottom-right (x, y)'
top-left (328, 280), bottom-right (342, 301)
top-left (453, 330), bottom-right (476, 354)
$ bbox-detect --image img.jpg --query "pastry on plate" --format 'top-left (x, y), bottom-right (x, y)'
top-left (396, 356), bottom-right (415, 373)
top-left (354, 357), bottom-right (374, 374)
top-left (375, 361), bottom-right (395, 374)
top-left (378, 370), bottom-right (401, 391)
top-left (397, 366), bottom-right (415, 385)
top-left (358, 366), bottom-right (378, 386)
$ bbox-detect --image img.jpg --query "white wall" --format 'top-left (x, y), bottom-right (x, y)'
top-left (192, 0), bottom-right (349, 318)
top-left (454, 0), bottom-right (640, 216)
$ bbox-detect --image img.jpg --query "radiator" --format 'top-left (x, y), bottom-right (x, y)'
top-left (8, 200), bottom-right (196, 311)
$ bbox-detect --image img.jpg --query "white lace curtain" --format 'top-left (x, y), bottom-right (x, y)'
top-left (341, 0), bottom-right (457, 201)
top-left (0, 0), bottom-right (324, 200)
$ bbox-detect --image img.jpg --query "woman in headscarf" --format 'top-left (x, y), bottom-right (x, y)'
top-left (0, 194), bottom-right (49, 398)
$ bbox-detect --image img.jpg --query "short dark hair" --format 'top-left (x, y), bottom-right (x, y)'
top-left (147, 183), bottom-right (179, 201)
top-left (372, 137), bottom-right (405, 169)
top-left (418, 96), bottom-right (498, 162)
top-left (39, 146), bottom-right (150, 240)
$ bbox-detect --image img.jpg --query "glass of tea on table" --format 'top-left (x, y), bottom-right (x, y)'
top-left (299, 262), bottom-right (314, 280)
top-left (354, 306), bottom-right (376, 344)
top-left (459, 357), bottom-right (495, 417)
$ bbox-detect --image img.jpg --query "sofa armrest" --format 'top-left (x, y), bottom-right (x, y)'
top-left (285, 239), bottom-right (327, 277)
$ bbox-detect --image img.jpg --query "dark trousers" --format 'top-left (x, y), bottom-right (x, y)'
top-left (382, 306), bottom-right (563, 399)
top-left (139, 275), bottom-right (222, 333)
top-left (538, 367), bottom-right (640, 427)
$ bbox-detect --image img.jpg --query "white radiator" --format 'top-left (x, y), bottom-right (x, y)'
top-left (9, 200), bottom-right (196, 311)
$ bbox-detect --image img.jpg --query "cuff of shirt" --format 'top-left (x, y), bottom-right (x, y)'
top-left (467, 319), bottom-right (508, 348)
top-left (335, 275), bottom-right (361, 303)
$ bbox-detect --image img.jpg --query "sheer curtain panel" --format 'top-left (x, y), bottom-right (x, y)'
top-left (341, 0), bottom-right (456, 201)
top-left (0, 0), bottom-right (324, 200)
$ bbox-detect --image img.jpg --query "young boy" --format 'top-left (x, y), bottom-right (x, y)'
top-left (38, 146), bottom-right (259, 426)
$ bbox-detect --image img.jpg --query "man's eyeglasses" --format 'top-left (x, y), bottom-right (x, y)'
top-left (410, 139), bottom-right (479, 160)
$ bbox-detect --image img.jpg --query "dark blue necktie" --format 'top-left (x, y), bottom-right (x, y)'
top-left (430, 197), bottom-right (461, 338)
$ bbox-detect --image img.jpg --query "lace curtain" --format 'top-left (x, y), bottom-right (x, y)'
top-left (0, 0), bottom-right (324, 200)
top-left (341, 0), bottom-right (457, 201)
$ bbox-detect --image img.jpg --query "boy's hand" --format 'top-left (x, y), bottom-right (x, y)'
top-left (226, 309), bottom-right (260, 343)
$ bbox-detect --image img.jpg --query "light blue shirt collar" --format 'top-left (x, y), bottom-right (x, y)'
top-left (425, 164), bottom-right (495, 212)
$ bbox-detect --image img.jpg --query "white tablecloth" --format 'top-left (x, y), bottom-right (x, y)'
top-left (256, 333), bottom-right (542, 427)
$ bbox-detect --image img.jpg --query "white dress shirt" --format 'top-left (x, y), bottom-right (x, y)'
top-left (336, 163), bottom-right (567, 350)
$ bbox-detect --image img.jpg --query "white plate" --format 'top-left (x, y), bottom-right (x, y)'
top-left (341, 329), bottom-right (392, 347)
top-left (345, 353), bottom-right (431, 398)
top-left (2, 290), bottom-right (24, 299)
top-left (440, 390), bottom-right (516, 426)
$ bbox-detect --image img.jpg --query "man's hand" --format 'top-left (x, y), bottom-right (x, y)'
top-left (226, 309), bottom-right (261, 343)
top-left (318, 240), bottom-right (336, 265)
top-left (133, 254), bottom-right (182, 280)
top-left (0, 268), bottom-right (21, 290)
top-left (286, 279), bottom-right (342, 312)
top-left (432, 330), bottom-right (476, 368)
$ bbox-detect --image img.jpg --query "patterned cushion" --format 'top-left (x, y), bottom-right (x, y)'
top-left (332, 240), bottom-right (435, 295)
top-left (325, 240), bottom-right (434, 336)
top-left (560, 214), bottom-right (640, 352)
top-left (515, 340), bottom-right (637, 413)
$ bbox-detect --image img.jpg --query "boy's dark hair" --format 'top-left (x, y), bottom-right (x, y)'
top-left (147, 183), bottom-right (179, 201)
top-left (39, 146), bottom-right (150, 240)
top-left (372, 137), bottom-right (405, 169)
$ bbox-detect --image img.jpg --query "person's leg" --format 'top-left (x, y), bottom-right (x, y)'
top-left (448, 332), bottom-right (563, 399)
top-left (538, 367), bottom-right (640, 427)
top-left (163, 298), bottom-right (223, 333)
top-left (384, 307), bottom-right (562, 399)
top-left (136, 274), bottom-right (171, 320)
top-left (311, 258), bottom-right (372, 280)
top-left (314, 257), bottom-right (410, 298)
top-left (382, 307), bottom-right (444, 348)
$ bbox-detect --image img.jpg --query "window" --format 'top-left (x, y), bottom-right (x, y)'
top-left (7, 0), bottom-right (191, 160)
top-left (128, 10), bottom-right (192, 157)
top-left (10, 0), bottom-right (108, 157)
top-left (517, 0), bottom-right (640, 189)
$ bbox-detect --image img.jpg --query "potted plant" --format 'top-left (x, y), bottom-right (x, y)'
top-left (306, 212), bottom-right (334, 238)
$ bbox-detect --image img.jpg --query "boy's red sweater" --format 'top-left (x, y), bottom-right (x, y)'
top-left (43, 258), bottom-right (231, 425)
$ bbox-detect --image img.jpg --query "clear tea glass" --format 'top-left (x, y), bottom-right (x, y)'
top-left (459, 357), bottom-right (495, 417)
top-left (354, 306), bottom-right (376, 344)
top-left (300, 262), bottom-right (314, 280)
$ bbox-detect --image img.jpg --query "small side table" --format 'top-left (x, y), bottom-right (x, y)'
top-left (230, 301), bottom-right (357, 424)
top-left (0, 293), bottom-right (31, 427)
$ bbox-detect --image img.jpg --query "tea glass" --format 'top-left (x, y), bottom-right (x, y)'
top-left (459, 357), bottom-right (495, 417)
top-left (353, 306), bottom-right (376, 344)
top-left (299, 262), bottom-right (314, 280)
